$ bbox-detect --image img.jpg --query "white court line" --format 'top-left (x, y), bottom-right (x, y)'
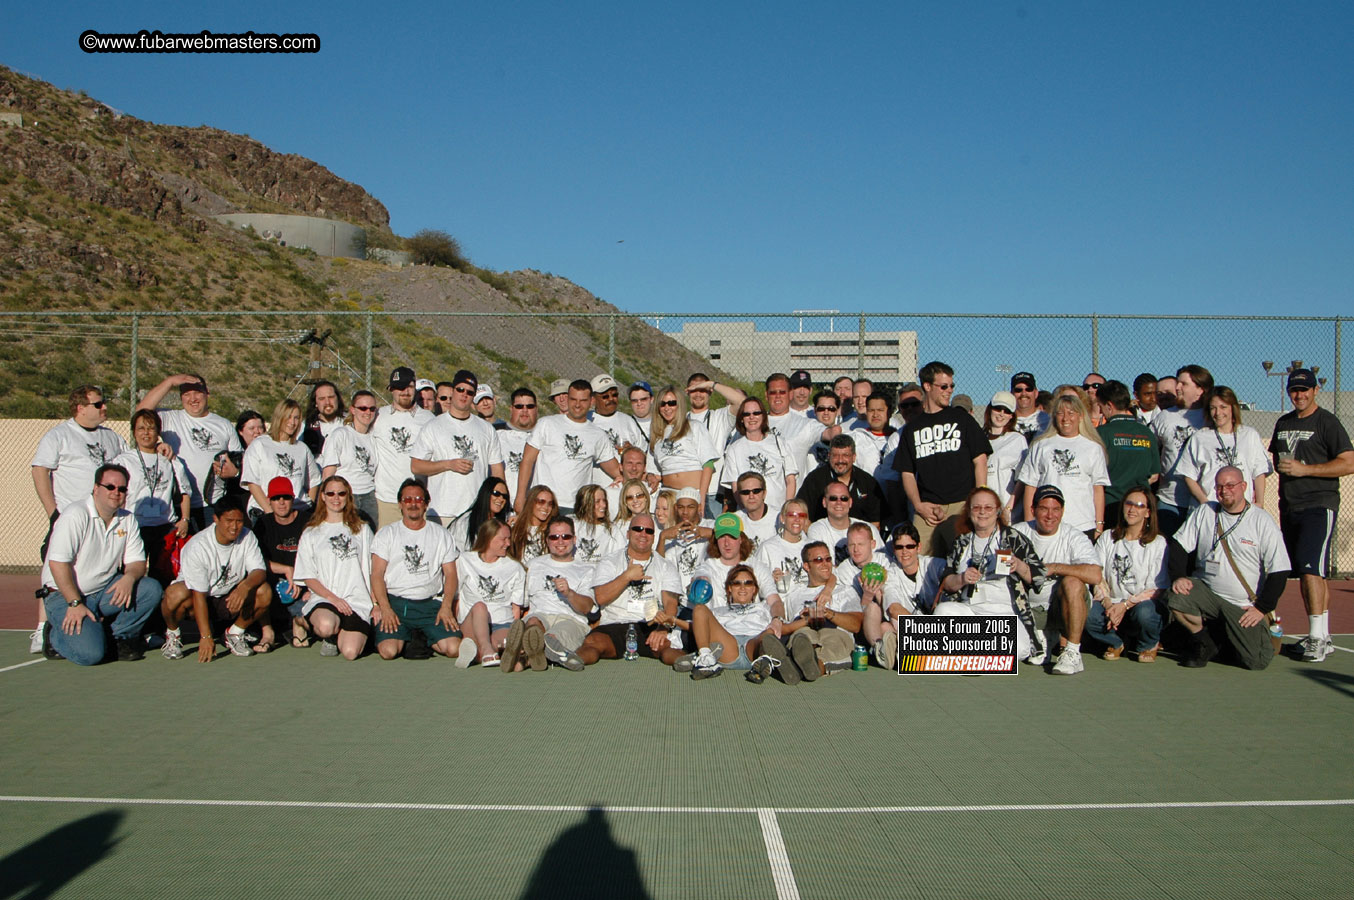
top-left (0, 658), bottom-right (45, 674)
top-left (757, 809), bottom-right (800, 900)
top-left (3, 795), bottom-right (1354, 815)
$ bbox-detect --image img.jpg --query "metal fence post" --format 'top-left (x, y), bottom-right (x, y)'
top-left (1091, 314), bottom-right (1099, 374)
top-left (608, 314), bottom-right (616, 375)
top-left (858, 313), bottom-right (867, 378)
top-left (364, 312), bottom-right (373, 389)
top-left (130, 312), bottom-right (139, 404)
top-left (1335, 317), bottom-right (1344, 576)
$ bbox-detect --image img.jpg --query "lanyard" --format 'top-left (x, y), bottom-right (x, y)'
top-left (1210, 504), bottom-right (1249, 557)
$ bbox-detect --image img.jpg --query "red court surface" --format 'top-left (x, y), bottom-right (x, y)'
top-left (3, 572), bottom-right (1351, 634)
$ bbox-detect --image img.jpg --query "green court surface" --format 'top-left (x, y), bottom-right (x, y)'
top-left (3, 632), bottom-right (1354, 899)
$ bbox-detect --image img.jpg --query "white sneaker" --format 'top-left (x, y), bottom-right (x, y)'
top-left (1052, 644), bottom-right (1084, 675)
top-left (224, 631), bottom-right (254, 657)
top-left (1301, 635), bottom-right (1333, 663)
top-left (161, 631), bottom-right (185, 660)
top-left (455, 637), bottom-right (477, 668)
top-left (1023, 649), bottom-right (1047, 666)
top-left (29, 628), bottom-right (43, 654)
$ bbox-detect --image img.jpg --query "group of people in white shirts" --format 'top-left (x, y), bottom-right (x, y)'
top-left (31, 358), bottom-right (1346, 680)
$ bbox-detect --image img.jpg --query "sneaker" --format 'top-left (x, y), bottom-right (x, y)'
top-left (823, 659), bottom-right (852, 675)
top-left (544, 634), bottom-right (584, 671)
top-left (789, 632), bottom-right (820, 682)
top-left (691, 648), bottom-right (722, 680)
top-left (455, 637), bottom-right (477, 668)
top-left (29, 627), bottom-right (43, 654)
top-left (319, 638), bottom-right (340, 658)
top-left (881, 632), bottom-right (898, 670)
top-left (1301, 635), bottom-right (1333, 663)
top-left (501, 620), bottom-right (526, 673)
top-left (674, 641), bottom-right (722, 674)
top-left (1182, 631), bottom-right (1217, 668)
top-left (115, 637), bottom-right (145, 662)
top-left (1052, 644), bottom-right (1083, 675)
top-left (745, 654), bottom-right (778, 684)
top-left (224, 631), bottom-right (253, 658)
top-left (1023, 649), bottom-right (1047, 666)
top-left (40, 623), bottom-right (63, 660)
top-left (162, 631), bottom-right (185, 661)
top-left (402, 629), bottom-right (433, 660)
top-left (762, 634), bottom-right (800, 686)
top-left (523, 624), bottom-right (548, 672)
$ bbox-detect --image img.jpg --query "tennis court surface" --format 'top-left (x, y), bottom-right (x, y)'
top-left (3, 628), bottom-right (1353, 900)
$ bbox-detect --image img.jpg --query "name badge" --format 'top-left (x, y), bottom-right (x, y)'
top-left (1202, 558), bottom-right (1221, 578)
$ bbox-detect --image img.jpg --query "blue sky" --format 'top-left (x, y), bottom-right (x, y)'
top-left (4, 2), bottom-right (1351, 326)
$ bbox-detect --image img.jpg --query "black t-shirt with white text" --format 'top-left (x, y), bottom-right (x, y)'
top-left (894, 407), bottom-right (993, 504)
top-left (1272, 406), bottom-right (1353, 512)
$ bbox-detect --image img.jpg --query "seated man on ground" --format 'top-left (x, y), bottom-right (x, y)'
top-left (761, 541), bottom-right (863, 684)
top-left (370, 479), bottom-right (462, 661)
top-left (252, 477), bottom-right (311, 648)
top-left (161, 497), bottom-right (270, 661)
top-left (583, 512), bottom-right (683, 665)
top-left (511, 516), bottom-right (596, 672)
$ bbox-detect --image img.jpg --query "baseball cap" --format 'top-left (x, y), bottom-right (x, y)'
top-left (713, 513), bottom-right (742, 540)
top-left (451, 369), bottom-right (478, 391)
top-left (675, 487), bottom-right (702, 504)
top-left (415, 378), bottom-right (434, 392)
top-left (1011, 372), bottom-right (1036, 390)
top-left (1032, 484), bottom-right (1065, 507)
top-left (990, 391), bottom-right (1017, 413)
top-left (953, 394), bottom-right (974, 412)
top-left (549, 378), bottom-right (570, 397)
top-left (473, 384), bottom-right (494, 404)
top-left (388, 366), bottom-right (415, 390)
top-left (1287, 368), bottom-right (1317, 390)
top-left (788, 370), bottom-right (812, 389)
top-left (267, 477), bottom-right (294, 500)
top-left (629, 380), bottom-right (653, 396)
top-left (591, 373), bottom-right (619, 394)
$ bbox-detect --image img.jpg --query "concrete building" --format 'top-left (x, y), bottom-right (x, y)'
top-left (212, 213), bottom-right (366, 259)
top-left (676, 320), bottom-right (919, 386)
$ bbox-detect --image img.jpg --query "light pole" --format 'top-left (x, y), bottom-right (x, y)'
top-left (994, 364), bottom-right (1012, 398)
top-left (1261, 360), bottom-right (1319, 412)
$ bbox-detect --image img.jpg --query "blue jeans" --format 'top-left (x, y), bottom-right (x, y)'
top-left (42, 576), bottom-right (163, 666)
top-left (1085, 598), bottom-right (1163, 653)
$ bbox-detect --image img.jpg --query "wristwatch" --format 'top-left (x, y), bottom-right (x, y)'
top-left (67, 597), bottom-right (84, 608)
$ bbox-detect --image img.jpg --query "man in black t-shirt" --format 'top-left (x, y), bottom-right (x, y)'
top-left (893, 361), bottom-right (991, 557)
top-left (253, 477), bottom-right (311, 647)
top-left (1271, 369), bottom-right (1354, 663)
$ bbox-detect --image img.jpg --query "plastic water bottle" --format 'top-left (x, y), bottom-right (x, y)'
top-left (1268, 612), bottom-right (1283, 651)
top-left (624, 623), bottom-right (639, 660)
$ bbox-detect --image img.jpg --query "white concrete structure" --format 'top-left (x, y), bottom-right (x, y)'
top-left (675, 320), bottom-right (919, 385)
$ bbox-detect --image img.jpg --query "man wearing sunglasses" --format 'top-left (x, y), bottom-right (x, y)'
top-left (520, 517), bottom-right (595, 671)
top-left (1271, 368), bottom-right (1354, 663)
top-left (38, 464), bottom-right (162, 665)
top-left (1010, 372), bottom-right (1048, 442)
top-left (584, 512), bottom-right (682, 664)
top-left (496, 387), bottom-right (539, 483)
top-left (411, 369), bottom-right (504, 532)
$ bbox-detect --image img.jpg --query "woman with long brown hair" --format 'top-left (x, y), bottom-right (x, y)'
top-left (294, 475), bottom-right (373, 660)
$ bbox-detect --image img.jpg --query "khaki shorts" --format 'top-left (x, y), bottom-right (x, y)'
top-left (528, 612), bottom-right (588, 651)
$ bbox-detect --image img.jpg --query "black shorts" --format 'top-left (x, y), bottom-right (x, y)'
top-left (1280, 506), bottom-right (1335, 579)
top-left (308, 602), bottom-right (373, 638)
top-left (591, 622), bottom-right (664, 659)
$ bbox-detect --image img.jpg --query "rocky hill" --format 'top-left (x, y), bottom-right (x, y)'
top-left (0, 65), bottom-right (727, 418)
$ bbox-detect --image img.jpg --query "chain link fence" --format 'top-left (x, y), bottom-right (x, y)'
top-left (2, 310), bottom-right (1349, 572)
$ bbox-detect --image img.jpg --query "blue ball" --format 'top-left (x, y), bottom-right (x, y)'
top-left (688, 577), bottom-right (713, 606)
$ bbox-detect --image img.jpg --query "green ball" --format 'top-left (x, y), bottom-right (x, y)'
top-left (861, 562), bottom-right (887, 585)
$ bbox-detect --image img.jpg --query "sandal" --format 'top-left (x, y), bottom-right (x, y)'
top-left (480, 653), bottom-right (501, 668)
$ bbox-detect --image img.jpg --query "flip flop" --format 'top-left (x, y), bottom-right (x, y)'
top-left (254, 639), bottom-right (276, 654)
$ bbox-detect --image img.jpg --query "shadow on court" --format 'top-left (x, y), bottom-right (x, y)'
top-left (519, 806), bottom-right (650, 900)
top-left (0, 810), bottom-right (123, 900)
top-left (1294, 666), bottom-right (1354, 700)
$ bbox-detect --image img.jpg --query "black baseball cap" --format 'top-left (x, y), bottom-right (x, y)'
top-left (452, 369), bottom-right (478, 391)
top-left (788, 370), bottom-right (812, 389)
top-left (1287, 368), bottom-right (1317, 390)
top-left (389, 366), bottom-right (415, 390)
top-left (1011, 372), bottom-right (1036, 390)
top-left (1032, 484), bottom-right (1064, 507)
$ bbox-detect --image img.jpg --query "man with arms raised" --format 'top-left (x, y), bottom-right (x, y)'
top-left (1013, 485), bottom-right (1103, 674)
top-left (370, 366), bottom-right (435, 528)
top-left (583, 512), bottom-right (682, 665)
top-left (160, 497), bottom-right (270, 661)
top-left (370, 479), bottom-right (462, 661)
top-left (40, 464), bottom-right (162, 664)
top-left (686, 373), bottom-right (745, 516)
top-left (894, 361), bottom-right (991, 557)
top-left (137, 373), bottom-right (241, 530)
top-left (1271, 368), bottom-right (1354, 663)
top-left (411, 369), bottom-right (504, 531)
top-left (1168, 466), bottom-right (1290, 670)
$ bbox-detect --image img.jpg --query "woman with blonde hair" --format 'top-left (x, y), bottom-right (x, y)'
top-left (649, 385), bottom-right (717, 510)
top-left (294, 475), bottom-right (374, 660)
top-left (610, 478), bottom-right (652, 542)
top-left (572, 484), bottom-right (617, 563)
top-left (455, 518), bottom-right (527, 668)
top-left (1016, 393), bottom-right (1111, 538)
top-left (241, 398), bottom-right (320, 517)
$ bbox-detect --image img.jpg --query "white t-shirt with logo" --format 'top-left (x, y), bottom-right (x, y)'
top-left (241, 436), bottom-right (321, 514)
top-left (590, 549), bottom-right (680, 625)
top-left (528, 415), bottom-right (618, 507)
top-left (372, 520), bottom-right (459, 599)
top-left (524, 556), bottom-right (594, 624)
top-left (455, 552), bottom-right (526, 624)
top-left (319, 425), bottom-right (378, 496)
top-left (295, 522), bottom-right (374, 620)
top-left (1012, 521), bottom-right (1099, 609)
top-left (650, 420), bottom-right (717, 476)
top-left (113, 448), bottom-right (191, 526)
top-left (157, 409), bottom-right (240, 507)
top-left (734, 508), bottom-right (781, 551)
top-left (753, 534), bottom-right (810, 592)
top-left (1151, 407), bottom-right (1207, 507)
top-left (370, 405), bottom-right (435, 502)
top-left (722, 434), bottom-right (798, 512)
top-left (1016, 435), bottom-right (1111, 532)
top-left (1173, 502), bottom-right (1290, 608)
top-left (411, 413), bottom-right (504, 521)
top-left (498, 427), bottom-right (531, 481)
top-left (880, 553), bottom-right (946, 614)
top-left (660, 532), bottom-right (711, 593)
top-left (31, 420), bottom-right (128, 512)
top-left (175, 527), bottom-right (265, 596)
top-left (1093, 532), bottom-right (1169, 601)
top-left (766, 412), bottom-right (822, 472)
top-left (1178, 425), bottom-right (1272, 504)
top-left (987, 431), bottom-right (1029, 509)
top-left (807, 518), bottom-right (883, 566)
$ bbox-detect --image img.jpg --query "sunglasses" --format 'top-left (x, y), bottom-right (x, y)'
top-left (738, 410), bottom-right (764, 418)
top-left (893, 543), bottom-right (919, 551)
top-left (815, 405), bottom-right (838, 413)
top-left (399, 496), bottom-right (427, 504)
top-left (826, 496), bottom-right (850, 502)
top-left (1122, 499), bottom-right (1148, 509)
top-left (630, 525), bottom-right (656, 534)
top-left (353, 404), bottom-right (379, 412)
top-left (269, 494), bottom-right (292, 502)
top-left (324, 490), bottom-right (349, 498)
top-left (729, 579), bottom-right (757, 587)
top-left (546, 533), bottom-right (574, 541)
top-left (658, 400), bottom-right (678, 408)
top-left (88, 400), bottom-right (107, 409)
top-left (1082, 383), bottom-right (1101, 391)
top-left (783, 511), bottom-right (808, 519)
top-left (512, 403), bottom-right (537, 409)
top-left (453, 386), bottom-right (475, 395)
top-left (1012, 386), bottom-right (1035, 393)
top-left (900, 400), bottom-right (922, 409)
top-left (437, 395), bottom-right (455, 402)
top-left (98, 482), bottom-right (128, 493)
top-left (491, 490), bottom-right (510, 500)
top-left (806, 555), bottom-right (832, 563)
top-left (738, 487), bottom-right (764, 496)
